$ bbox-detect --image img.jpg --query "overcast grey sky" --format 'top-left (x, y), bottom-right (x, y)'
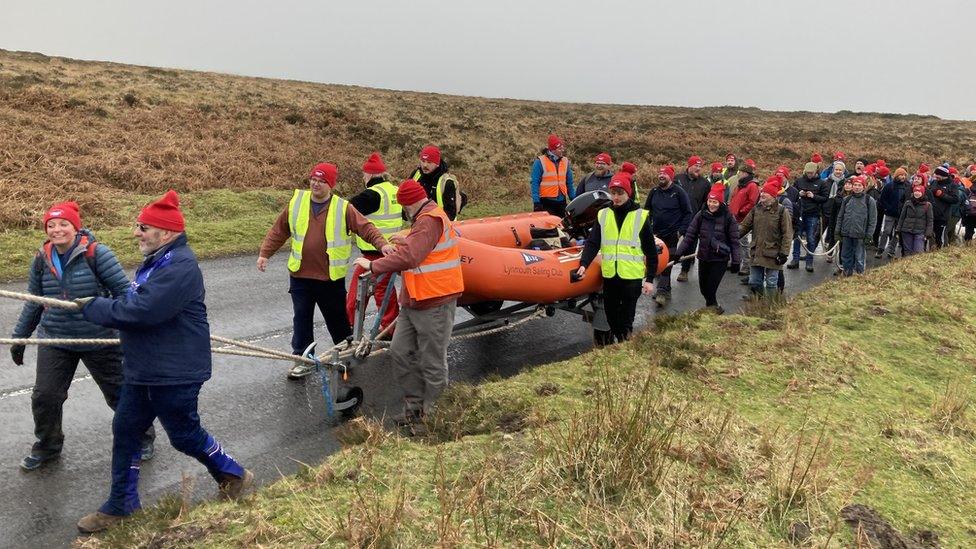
top-left (3, 0), bottom-right (975, 119)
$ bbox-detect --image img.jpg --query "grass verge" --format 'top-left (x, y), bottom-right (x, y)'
top-left (81, 247), bottom-right (976, 547)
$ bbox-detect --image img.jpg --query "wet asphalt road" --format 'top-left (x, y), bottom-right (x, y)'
top-left (0, 251), bottom-right (880, 547)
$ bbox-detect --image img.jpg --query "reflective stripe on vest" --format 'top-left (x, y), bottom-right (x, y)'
top-left (411, 169), bottom-right (457, 212)
top-left (598, 207), bottom-right (648, 280)
top-left (356, 181), bottom-right (403, 252)
top-left (538, 155), bottom-right (569, 199)
top-left (402, 206), bottom-right (464, 301)
top-left (286, 190), bottom-right (351, 281)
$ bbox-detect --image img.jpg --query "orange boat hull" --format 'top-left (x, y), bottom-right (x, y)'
top-left (453, 212), bottom-right (669, 305)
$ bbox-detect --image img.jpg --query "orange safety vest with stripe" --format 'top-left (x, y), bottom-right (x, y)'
top-left (402, 206), bottom-right (465, 301)
top-left (538, 155), bottom-right (569, 199)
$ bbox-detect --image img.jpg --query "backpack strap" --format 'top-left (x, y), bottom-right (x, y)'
top-left (82, 241), bottom-right (110, 296)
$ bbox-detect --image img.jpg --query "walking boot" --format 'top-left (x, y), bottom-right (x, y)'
top-left (676, 270), bottom-right (689, 282)
top-left (287, 362), bottom-right (317, 380)
top-left (218, 469), bottom-right (255, 501)
top-left (77, 511), bottom-right (125, 534)
top-left (786, 261), bottom-right (799, 269)
top-left (394, 408), bottom-right (427, 437)
top-left (20, 453), bottom-right (59, 472)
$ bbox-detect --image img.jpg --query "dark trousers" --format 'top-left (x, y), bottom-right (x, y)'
top-left (102, 383), bottom-right (244, 516)
top-left (697, 260), bottom-right (727, 307)
top-left (602, 277), bottom-right (642, 341)
top-left (655, 232), bottom-right (680, 295)
top-left (540, 198), bottom-right (567, 218)
top-left (872, 204), bottom-right (884, 246)
top-left (933, 220), bottom-right (947, 248)
top-left (31, 345), bottom-right (154, 459)
top-left (289, 276), bottom-right (352, 354)
top-left (964, 219), bottom-right (976, 241)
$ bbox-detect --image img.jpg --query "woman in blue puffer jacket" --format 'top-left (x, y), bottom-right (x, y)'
top-left (9, 202), bottom-right (154, 471)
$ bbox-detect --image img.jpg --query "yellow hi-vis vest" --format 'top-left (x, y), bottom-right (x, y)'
top-left (598, 207), bottom-right (649, 280)
top-left (411, 169), bottom-right (460, 214)
top-left (355, 181), bottom-right (402, 252)
top-left (287, 190), bottom-right (351, 281)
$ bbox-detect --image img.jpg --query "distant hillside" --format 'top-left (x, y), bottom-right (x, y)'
top-left (2, 48), bottom-right (975, 231)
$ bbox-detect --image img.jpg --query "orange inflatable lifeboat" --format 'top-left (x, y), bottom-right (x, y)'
top-left (453, 194), bottom-right (669, 306)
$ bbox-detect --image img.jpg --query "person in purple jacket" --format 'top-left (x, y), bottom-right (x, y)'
top-left (675, 183), bottom-right (741, 314)
top-left (75, 190), bottom-right (252, 534)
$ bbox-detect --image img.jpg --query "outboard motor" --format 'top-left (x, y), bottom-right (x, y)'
top-left (563, 190), bottom-right (611, 239)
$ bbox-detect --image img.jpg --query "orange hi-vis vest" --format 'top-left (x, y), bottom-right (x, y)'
top-left (402, 206), bottom-right (465, 301)
top-left (538, 155), bottom-right (569, 199)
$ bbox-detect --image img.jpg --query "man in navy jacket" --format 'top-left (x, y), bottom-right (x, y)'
top-left (644, 164), bottom-right (692, 307)
top-left (76, 190), bottom-right (251, 533)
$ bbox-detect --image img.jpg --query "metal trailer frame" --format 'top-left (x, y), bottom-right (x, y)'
top-left (317, 271), bottom-right (607, 419)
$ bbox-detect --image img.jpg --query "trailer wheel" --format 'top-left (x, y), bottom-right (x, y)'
top-left (335, 386), bottom-right (364, 419)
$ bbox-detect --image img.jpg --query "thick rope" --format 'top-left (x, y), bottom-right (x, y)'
top-left (210, 334), bottom-right (315, 365)
top-left (0, 289), bottom-right (80, 310)
top-left (0, 337), bottom-right (296, 362)
top-left (452, 307), bottom-right (548, 341)
top-left (797, 237), bottom-right (839, 257)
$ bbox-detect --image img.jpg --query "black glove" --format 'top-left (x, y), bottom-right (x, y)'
top-left (533, 202), bottom-right (544, 212)
top-left (775, 253), bottom-right (788, 266)
top-left (728, 263), bottom-right (740, 274)
top-left (10, 344), bottom-right (25, 366)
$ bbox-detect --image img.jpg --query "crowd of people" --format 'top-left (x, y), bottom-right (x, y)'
top-left (5, 135), bottom-right (975, 534)
top-left (550, 139), bottom-right (976, 318)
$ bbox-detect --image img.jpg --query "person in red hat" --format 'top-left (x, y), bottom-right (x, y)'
top-left (76, 190), bottom-right (252, 533)
top-left (576, 152), bottom-right (615, 196)
top-left (618, 161), bottom-right (641, 201)
top-left (411, 145), bottom-right (465, 221)
top-left (576, 172), bottom-right (657, 343)
top-left (531, 134), bottom-right (575, 217)
top-left (346, 152), bottom-right (402, 333)
top-left (944, 166), bottom-right (966, 247)
top-left (643, 164), bottom-right (691, 307)
top-left (896, 182), bottom-right (934, 256)
top-left (9, 202), bottom-right (155, 473)
top-left (737, 178), bottom-right (793, 297)
top-left (674, 155), bottom-right (711, 283)
top-left (867, 165), bottom-right (889, 251)
top-left (257, 162), bottom-right (391, 379)
top-left (833, 175), bottom-right (877, 276)
top-left (728, 160), bottom-right (760, 281)
top-left (708, 162), bottom-right (724, 183)
top-left (674, 183), bottom-right (741, 314)
top-left (354, 179), bottom-right (463, 435)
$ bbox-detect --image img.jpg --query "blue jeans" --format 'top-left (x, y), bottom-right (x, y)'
top-left (749, 266), bottom-right (779, 295)
top-left (840, 236), bottom-right (866, 274)
top-left (791, 216), bottom-right (820, 266)
top-left (101, 383), bottom-right (244, 516)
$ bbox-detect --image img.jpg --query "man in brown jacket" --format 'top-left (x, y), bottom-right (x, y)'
top-left (257, 162), bottom-right (390, 379)
top-left (354, 180), bottom-right (463, 434)
top-left (738, 178), bottom-right (794, 298)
